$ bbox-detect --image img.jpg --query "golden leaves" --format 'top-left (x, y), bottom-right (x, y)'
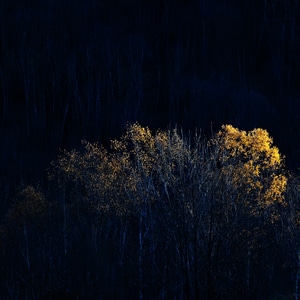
top-left (7, 186), bottom-right (47, 224)
top-left (264, 174), bottom-right (287, 206)
top-left (49, 123), bottom-right (195, 216)
top-left (49, 123), bottom-right (287, 220)
top-left (216, 125), bottom-right (283, 167)
top-left (213, 124), bottom-right (287, 213)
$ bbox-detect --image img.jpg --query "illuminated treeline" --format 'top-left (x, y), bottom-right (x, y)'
top-left (1, 124), bottom-right (299, 299)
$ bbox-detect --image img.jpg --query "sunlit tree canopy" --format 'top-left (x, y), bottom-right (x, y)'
top-left (49, 123), bottom-right (287, 219)
top-left (211, 124), bottom-right (287, 214)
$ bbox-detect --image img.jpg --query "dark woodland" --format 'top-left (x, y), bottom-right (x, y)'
top-left (1, 0), bottom-right (300, 299)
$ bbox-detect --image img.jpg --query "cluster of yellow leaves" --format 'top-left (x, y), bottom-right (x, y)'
top-left (212, 124), bottom-right (287, 211)
top-left (50, 123), bottom-right (287, 219)
top-left (216, 125), bottom-right (281, 166)
top-left (7, 186), bottom-right (47, 224)
top-left (50, 123), bottom-right (195, 216)
top-left (264, 174), bottom-right (287, 206)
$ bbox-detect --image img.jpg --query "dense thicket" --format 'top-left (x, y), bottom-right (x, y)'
top-left (0, 124), bottom-right (299, 299)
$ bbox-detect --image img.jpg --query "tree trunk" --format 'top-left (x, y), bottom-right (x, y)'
top-left (295, 250), bottom-right (300, 300)
top-left (139, 214), bottom-right (143, 299)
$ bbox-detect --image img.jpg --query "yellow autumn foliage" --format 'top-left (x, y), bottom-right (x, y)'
top-left (50, 123), bottom-right (287, 219)
top-left (212, 124), bottom-right (287, 212)
top-left (7, 186), bottom-right (47, 224)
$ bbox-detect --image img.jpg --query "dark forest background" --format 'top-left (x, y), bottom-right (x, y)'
top-left (1, 0), bottom-right (300, 184)
top-left (1, 0), bottom-right (300, 299)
